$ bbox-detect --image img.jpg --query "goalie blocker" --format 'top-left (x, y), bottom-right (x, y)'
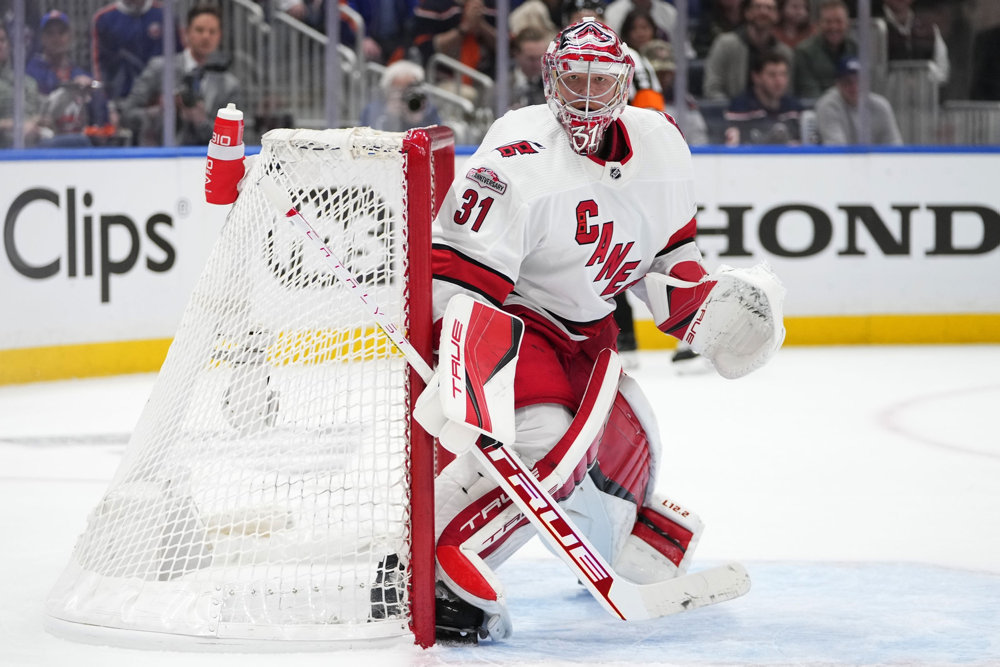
top-left (416, 296), bottom-right (715, 641)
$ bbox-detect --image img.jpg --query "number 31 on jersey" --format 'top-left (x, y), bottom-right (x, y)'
top-left (454, 188), bottom-right (495, 232)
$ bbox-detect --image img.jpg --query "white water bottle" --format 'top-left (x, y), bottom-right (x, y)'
top-left (205, 103), bottom-right (245, 205)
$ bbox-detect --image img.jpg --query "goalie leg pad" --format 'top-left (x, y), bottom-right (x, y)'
top-left (414, 294), bottom-right (524, 455)
top-left (434, 348), bottom-right (623, 551)
top-left (435, 467), bottom-right (535, 641)
top-left (432, 351), bottom-right (626, 637)
top-left (565, 379), bottom-right (706, 584)
top-left (435, 452), bottom-right (526, 640)
top-left (432, 405), bottom-right (565, 641)
top-left (587, 391), bottom-right (654, 508)
top-left (615, 494), bottom-right (705, 583)
top-left (557, 386), bottom-right (655, 565)
top-left (433, 392), bottom-right (602, 572)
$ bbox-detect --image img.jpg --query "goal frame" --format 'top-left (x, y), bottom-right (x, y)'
top-left (44, 125), bottom-right (455, 651)
top-left (401, 125), bottom-right (454, 647)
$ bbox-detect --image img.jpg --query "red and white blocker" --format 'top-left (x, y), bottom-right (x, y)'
top-left (433, 310), bottom-right (704, 637)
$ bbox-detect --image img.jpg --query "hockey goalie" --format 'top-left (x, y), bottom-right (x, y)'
top-left (414, 18), bottom-right (786, 642)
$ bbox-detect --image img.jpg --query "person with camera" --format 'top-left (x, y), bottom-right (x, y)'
top-left (120, 5), bottom-right (242, 146)
top-left (26, 10), bottom-right (117, 147)
top-left (92, 0), bottom-right (184, 101)
top-left (360, 59), bottom-right (441, 133)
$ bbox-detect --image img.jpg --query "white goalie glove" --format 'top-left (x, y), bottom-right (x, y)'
top-left (646, 263), bottom-right (786, 379)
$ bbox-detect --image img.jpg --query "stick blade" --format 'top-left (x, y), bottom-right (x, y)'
top-left (612, 562), bottom-right (751, 620)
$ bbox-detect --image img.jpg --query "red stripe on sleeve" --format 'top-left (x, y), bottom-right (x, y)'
top-left (661, 217), bottom-right (697, 253)
top-left (432, 245), bottom-right (514, 306)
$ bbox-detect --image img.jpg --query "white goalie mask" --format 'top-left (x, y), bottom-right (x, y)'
top-left (542, 18), bottom-right (635, 155)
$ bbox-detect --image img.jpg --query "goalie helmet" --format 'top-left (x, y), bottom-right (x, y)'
top-left (542, 18), bottom-right (635, 155)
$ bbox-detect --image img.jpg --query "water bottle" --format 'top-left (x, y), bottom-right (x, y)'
top-left (205, 103), bottom-right (245, 205)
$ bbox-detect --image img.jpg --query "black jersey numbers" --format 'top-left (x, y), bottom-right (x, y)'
top-left (454, 188), bottom-right (495, 232)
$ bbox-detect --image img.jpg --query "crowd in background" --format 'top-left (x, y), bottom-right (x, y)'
top-left (2, 0), bottom-right (1000, 148)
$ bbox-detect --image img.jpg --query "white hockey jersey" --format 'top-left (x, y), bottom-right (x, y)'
top-left (431, 105), bottom-right (706, 340)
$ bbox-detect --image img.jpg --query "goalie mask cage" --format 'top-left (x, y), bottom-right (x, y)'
top-left (46, 126), bottom-right (454, 650)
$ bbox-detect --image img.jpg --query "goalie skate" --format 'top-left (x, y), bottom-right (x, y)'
top-left (434, 584), bottom-right (486, 644)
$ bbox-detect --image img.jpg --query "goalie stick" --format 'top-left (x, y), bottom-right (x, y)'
top-left (257, 173), bottom-right (751, 622)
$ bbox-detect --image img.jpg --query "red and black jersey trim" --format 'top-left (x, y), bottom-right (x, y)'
top-left (655, 217), bottom-right (698, 257)
top-left (545, 307), bottom-right (612, 339)
top-left (588, 119), bottom-right (634, 166)
top-left (431, 243), bottom-right (513, 307)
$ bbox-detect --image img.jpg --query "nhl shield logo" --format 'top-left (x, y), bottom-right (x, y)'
top-left (610, 166), bottom-right (622, 180)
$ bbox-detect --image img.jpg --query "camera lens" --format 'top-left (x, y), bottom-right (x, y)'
top-left (403, 86), bottom-right (426, 113)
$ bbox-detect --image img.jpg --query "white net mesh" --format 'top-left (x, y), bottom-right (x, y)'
top-left (47, 128), bottom-right (426, 645)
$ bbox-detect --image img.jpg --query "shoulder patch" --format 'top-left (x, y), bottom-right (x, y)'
top-left (465, 167), bottom-right (508, 194)
top-left (495, 140), bottom-right (545, 157)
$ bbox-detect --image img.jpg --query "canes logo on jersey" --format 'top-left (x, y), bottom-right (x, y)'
top-left (575, 199), bottom-right (640, 296)
top-left (495, 140), bottom-right (544, 158)
top-left (466, 167), bottom-right (508, 194)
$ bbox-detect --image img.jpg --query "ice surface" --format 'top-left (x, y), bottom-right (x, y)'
top-left (2, 346), bottom-right (999, 666)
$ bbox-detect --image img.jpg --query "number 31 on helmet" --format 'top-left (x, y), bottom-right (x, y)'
top-left (542, 18), bottom-right (635, 156)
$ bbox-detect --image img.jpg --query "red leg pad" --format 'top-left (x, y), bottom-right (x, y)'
top-left (631, 505), bottom-right (695, 567)
top-left (587, 392), bottom-right (652, 506)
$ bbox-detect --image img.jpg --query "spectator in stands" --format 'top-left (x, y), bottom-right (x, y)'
top-left (641, 39), bottom-right (710, 144)
top-left (608, 0), bottom-right (699, 59)
top-left (26, 11), bottom-right (93, 94)
top-left (621, 9), bottom-right (673, 111)
top-left (843, 0), bottom-right (883, 18)
top-left (723, 50), bottom-right (803, 145)
top-left (882, 0), bottom-right (949, 85)
top-left (693, 0), bottom-right (743, 59)
top-left (2, 2), bottom-right (44, 66)
top-left (703, 0), bottom-right (793, 102)
top-left (284, 1), bottom-right (418, 64)
top-left (360, 59), bottom-right (440, 131)
top-left (346, 0), bottom-right (418, 64)
top-left (814, 55), bottom-right (902, 144)
top-left (509, 0), bottom-right (561, 38)
top-left (604, 0), bottom-right (678, 45)
top-left (970, 23), bottom-right (1000, 101)
top-left (509, 26), bottom-right (551, 110)
top-left (275, 0), bottom-right (324, 31)
top-left (92, 0), bottom-right (183, 101)
top-left (0, 22), bottom-right (43, 147)
top-left (26, 11), bottom-right (115, 147)
top-left (621, 10), bottom-right (662, 51)
top-left (412, 0), bottom-right (498, 80)
top-left (121, 6), bottom-right (242, 146)
top-left (773, 0), bottom-right (814, 49)
top-left (793, 0), bottom-right (856, 100)
top-left (560, 0), bottom-right (608, 30)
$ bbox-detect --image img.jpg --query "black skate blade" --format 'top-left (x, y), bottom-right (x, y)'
top-left (435, 625), bottom-right (481, 645)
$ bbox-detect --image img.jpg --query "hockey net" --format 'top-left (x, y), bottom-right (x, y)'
top-left (46, 126), bottom-right (454, 649)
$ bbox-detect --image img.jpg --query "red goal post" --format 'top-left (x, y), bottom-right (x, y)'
top-left (46, 126), bottom-right (454, 650)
